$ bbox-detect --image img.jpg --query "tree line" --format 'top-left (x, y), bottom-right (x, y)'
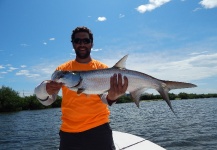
top-left (1, 86), bottom-right (217, 112)
top-left (0, 86), bottom-right (61, 112)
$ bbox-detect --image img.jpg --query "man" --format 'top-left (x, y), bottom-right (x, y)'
top-left (34, 26), bottom-right (128, 150)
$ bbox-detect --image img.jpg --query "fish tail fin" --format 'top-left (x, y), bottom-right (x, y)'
top-left (161, 80), bottom-right (197, 90)
top-left (158, 80), bottom-right (196, 116)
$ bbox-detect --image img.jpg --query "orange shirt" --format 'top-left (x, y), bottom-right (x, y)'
top-left (56, 59), bottom-right (110, 132)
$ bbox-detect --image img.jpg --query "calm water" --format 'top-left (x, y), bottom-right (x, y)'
top-left (0, 98), bottom-right (217, 150)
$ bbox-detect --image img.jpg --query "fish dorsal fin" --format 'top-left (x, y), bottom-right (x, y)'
top-left (112, 55), bottom-right (128, 69)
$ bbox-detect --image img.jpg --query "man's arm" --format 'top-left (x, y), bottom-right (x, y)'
top-left (34, 80), bottom-right (62, 106)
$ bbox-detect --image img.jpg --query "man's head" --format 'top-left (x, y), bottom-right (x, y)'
top-left (71, 26), bottom-right (93, 43)
top-left (71, 26), bottom-right (93, 61)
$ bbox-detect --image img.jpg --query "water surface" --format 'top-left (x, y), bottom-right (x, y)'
top-left (0, 98), bottom-right (217, 150)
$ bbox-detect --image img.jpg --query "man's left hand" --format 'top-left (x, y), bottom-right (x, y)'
top-left (107, 73), bottom-right (128, 101)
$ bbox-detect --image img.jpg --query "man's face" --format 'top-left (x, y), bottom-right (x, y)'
top-left (72, 32), bottom-right (93, 59)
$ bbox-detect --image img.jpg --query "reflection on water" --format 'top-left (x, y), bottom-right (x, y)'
top-left (0, 98), bottom-right (217, 150)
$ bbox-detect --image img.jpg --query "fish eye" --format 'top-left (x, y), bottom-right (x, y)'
top-left (72, 72), bottom-right (77, 75)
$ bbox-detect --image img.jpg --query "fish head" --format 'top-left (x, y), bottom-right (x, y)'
top-left (51, 70), bottom-right (81, 88)
top-left (61, 72), bottom-right (81, 88)
top-left (51, 70), bottom-right (65, 81)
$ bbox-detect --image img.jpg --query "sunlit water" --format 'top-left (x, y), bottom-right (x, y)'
top-left (0, 98), bottom-right (217, 150)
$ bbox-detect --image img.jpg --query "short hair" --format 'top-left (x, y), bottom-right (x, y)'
top-left (71, 26), bottom-right (93, 43)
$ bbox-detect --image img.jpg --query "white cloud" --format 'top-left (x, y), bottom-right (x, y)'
top-left (30, 62), bottom-right (58, 80)
top-left (151, 53), bottom-right (217, 81)
top-left (101, 52), bottom-right (217, 83)
top-left (92, 48), bottom-right (102, 52)
top-left (193, 7), bottom-right (202, 12)
top-left (70, 53), bottom-right (76, 58)
top-left (97, 17), bottom-right (107, 21)
top-left (0, 65), bottom-right (5, 69)
top-left (49, 38), bottom-right (55, 41)
top-left (21, 65), bottom-right (27, 68)
top-left (0, 71), bottom-right (7, 74)
top-left (136, 0), bottom-right (171, 13)
top-left (8, 67), bottom-right (18, 71)
top-left (20, 44), bottom-right (30, 47)
top-left (199, 0), bottom-right (217, 9)
top-left (16, 70), bottom-right (29, 75)
top-left (16, 70), bottom-right (40, 78)
top-left (119, 14), bottom-right (125, 18)
top-left (0, 70), bottom-right (7, 78)
top-left (189, 51), bottom-right (208, 55)
top-left (43, 42), bottom-right (47, 45)
top-left (9, 67), bottom-right (18, 70)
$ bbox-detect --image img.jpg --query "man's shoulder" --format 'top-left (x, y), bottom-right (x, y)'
top-left (56, 60), bottom-right (75, 70)
top-left (92, 59), bottom-right (108, 69)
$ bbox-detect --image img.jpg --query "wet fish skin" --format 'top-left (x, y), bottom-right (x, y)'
top-left (51, 55), bottom-right (197, 114)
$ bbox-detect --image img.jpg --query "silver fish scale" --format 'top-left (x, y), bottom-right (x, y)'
top-left (78, 68), bottom-right (161, 94)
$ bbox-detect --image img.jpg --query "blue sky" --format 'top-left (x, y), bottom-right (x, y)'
top-left (0, 0), bottom-right (217, 96)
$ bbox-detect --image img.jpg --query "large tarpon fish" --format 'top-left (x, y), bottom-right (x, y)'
top-left (51, 55), bottom-right (197, 114)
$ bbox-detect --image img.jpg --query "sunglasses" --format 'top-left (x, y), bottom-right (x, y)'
top-left (73, 38), bottom-right (92, 44)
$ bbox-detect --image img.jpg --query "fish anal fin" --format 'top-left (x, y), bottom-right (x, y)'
top-left (130, 88), bottom-right (147, 108)
top-left (112, 55), bottom-right (128, 69)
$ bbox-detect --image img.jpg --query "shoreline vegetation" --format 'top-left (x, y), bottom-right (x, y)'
top-left (1, 86), bottom-right (217, 113)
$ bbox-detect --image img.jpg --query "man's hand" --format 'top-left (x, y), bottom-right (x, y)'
top-left (107, 73), bottom-right (128, 101)
top-left (46, 80), bottom-right (63, 95)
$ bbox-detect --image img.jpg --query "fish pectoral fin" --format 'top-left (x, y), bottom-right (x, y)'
top-left (77, 88), bottom-right (85, 95)
top-left (130, 88), bottom-right (147, 108)
top-left (112, 55), bottom-right (128, 69)
top-left (51, 70), bottom-right (64, 81)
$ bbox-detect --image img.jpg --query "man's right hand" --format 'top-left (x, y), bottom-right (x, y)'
top-left (46, 80), bottom-right (63, 95)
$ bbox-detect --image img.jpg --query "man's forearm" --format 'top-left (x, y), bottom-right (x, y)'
top-left (34, 81), bottom-right (58, 106)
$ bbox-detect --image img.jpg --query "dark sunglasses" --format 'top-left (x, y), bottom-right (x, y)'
top-left (73, 38), bottom-right (91, 44)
